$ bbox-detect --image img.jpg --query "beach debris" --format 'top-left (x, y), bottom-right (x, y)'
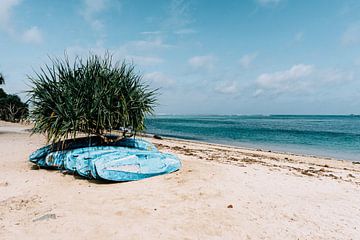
top-left (30, 165), bottom-right (40, 170)
top-left (171, 146), bottom-right (183, 151)
top-left (352, 161), bottom-right (360, 165)
top-left (33, 213), bottom-right (56, 222)
top-left (301, 170), bottom-right (315, 176)
top-left (227, 204), bottom-right (233, 208)
top-left (153, 134), bottom-right (163, 140)
top-left (327, 173), bottom-right (339, 180)
top-left (0, 181), bottom-right (8, 187)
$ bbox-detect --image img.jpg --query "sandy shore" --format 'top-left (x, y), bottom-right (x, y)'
top-left (0, 121), bottom-right (359, 239)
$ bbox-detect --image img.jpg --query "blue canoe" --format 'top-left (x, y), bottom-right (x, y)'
top-left (29, 137), bottom-right (181, 182)
top-left (73, 148), bottom-right (135, 177)
top-left (30, 137), bottom-right (158, 168)
top-left (66, 147), bottom-right (151, 178)
top-left (62, 146), bottom-right (138, 172)
top-left (29, 136), bottom-right (104, 163)
top-left (48, 147), bottom-right (180, 181)
top-left (110, 138), bottom-right (158, 152)
top-left (92, 151), bottom-right (181, 181)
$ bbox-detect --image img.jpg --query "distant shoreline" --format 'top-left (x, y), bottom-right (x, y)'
top-left (145, 115), bottom-right (360, 161)
top-left (142, 132), bottom-right (360, 163)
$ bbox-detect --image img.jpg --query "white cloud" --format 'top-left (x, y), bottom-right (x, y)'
top-left (255, 64), bottom-right (314, 94)
top-left (214, 81), bottom-right (239, 94)
top-left (256, 0), bottom-right (282, 6)
top-left (255, 64), bottom-right (354, 96)
top-left (144, 72), bottom-right (175, 88)
top-left (65, 37), bottom-right (167, 66)
top-left (188, 55), bottom-right (216, 71)
top-left (257, 64), bottom-right (313, 87)
top-left (253, 89), bottom-right (263, 97)
top-left (140, 31), bottom-right (162, 35)
top-left (64, 44), bottom-right (106, 58)
top-left (163, 0), bottom-right (196, 36)
top-left (0, 1), bottom-right (44, 45)
top-left (165, 0), bottom-right (192, 28)
top-left (129, 38), bottom-right (172, 50)
top-left (174, 28), bottom-right (196, 35)
top-left (318, 68), bottom-right (354, 83)
top-left (22, 26), bottom-right (43, 44)
top-left (0, 0), bottom-right (21, 33)
top-left (341, 23), bottom-right (360, 46)
top-left (126, 55), bottom-right (163, 66)
top-left (239, 52), bottom-right (258, 68)
top-left (81, 0), bottom-right (108, 31)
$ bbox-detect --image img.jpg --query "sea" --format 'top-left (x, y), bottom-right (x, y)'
top-left (145, 115), bottom-right (360, 161)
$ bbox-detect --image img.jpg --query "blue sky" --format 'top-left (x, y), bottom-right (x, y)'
top-left (1, 0), bottom-right (360, 114)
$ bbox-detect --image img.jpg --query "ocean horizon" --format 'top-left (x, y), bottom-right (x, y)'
top-left (145, 115), bottom-right (360, 161)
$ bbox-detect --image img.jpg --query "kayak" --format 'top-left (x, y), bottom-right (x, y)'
top-left (62, 146), bottom-right (134, 172)
top-left (93, 151), bottom-right (181, 181)
top-left (75, 149), bottom-right (129, 178)
top-left (110, 138), bottom-right (158, 152)
top-left (30, 137), bottom-right (158, 168)
top-left (29, 136), bottom-right (104, 165)
top-left (29, 137), bottom-right (181, 182)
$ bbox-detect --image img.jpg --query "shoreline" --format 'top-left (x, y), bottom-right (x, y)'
top-left (141, 134), bottom-right (360, 186)
top-left (141, 133), bottom-right (358, 163)
top-left (145, 114), bottom-right (360, 162)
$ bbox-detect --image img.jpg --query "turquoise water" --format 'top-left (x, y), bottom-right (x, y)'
top-left (145, 115), bottom-right (360, 161)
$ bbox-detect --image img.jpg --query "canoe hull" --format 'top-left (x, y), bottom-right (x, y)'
top-left (28, 138), bottom-right (181, 182)
top-left (94, 152), bottom-right (181, 181)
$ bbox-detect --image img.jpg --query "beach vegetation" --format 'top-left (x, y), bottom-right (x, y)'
top-left (0, 73), bottom-right (29, 122)
top-left (28, 53), bottom-right (157, 143)
top-left (0, 73), bottom-right (4, 85)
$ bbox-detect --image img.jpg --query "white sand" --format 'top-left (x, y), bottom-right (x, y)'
top-left (0, 121), bottom-right (359, 239)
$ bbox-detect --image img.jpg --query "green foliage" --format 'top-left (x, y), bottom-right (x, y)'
top-left (0, 73), bottom-right (4, 85)
top-left (28, 53), bottom-right (157, 143)
top-left (0, 88), bottom-right (6, 98)
top-left (0, 75), bottom-right (29, 122)
top-left (0, 94), bottom-right (29, 122)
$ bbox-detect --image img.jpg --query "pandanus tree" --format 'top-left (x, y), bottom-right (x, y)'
top-left (0, 73), bottom-right (4, 85)
top-left (28, 53), bottom-right (157, 143)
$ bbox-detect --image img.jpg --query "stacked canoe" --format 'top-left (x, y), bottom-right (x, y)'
top-left (29, 136), bottom-right (181, 182)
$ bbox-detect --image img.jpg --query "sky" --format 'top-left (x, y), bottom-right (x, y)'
top-left (1, 0), bottom-right (360, 115)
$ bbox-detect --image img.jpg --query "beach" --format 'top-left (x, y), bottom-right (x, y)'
top-left (1, 121), bottom-right (360, 239)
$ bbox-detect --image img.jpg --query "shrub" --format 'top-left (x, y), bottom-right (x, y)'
top-left (28, 53), bottom-right (157, 143)
top-left (0, 73), bottom-right (29, 122)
